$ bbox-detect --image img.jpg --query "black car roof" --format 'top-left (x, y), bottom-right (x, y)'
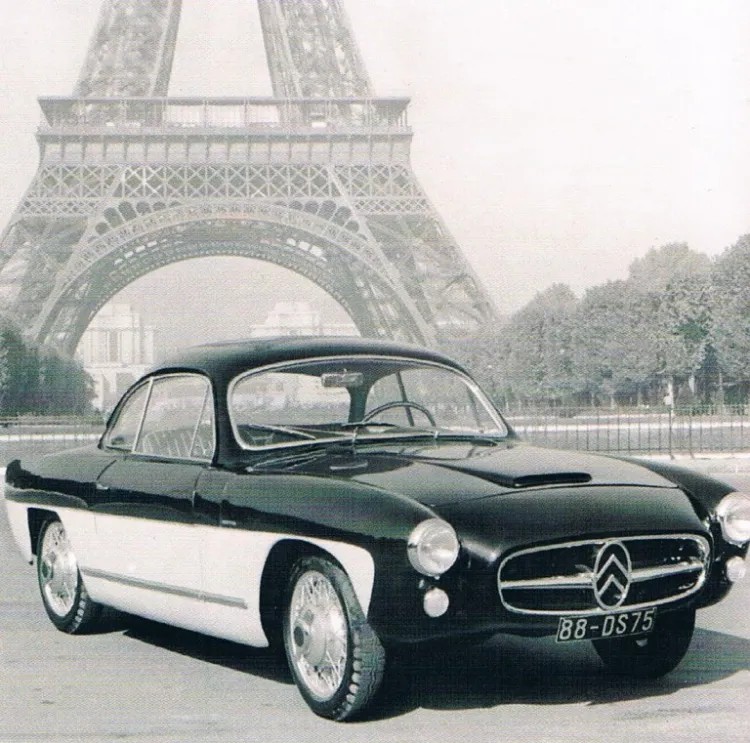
top-left (152, 336), bottom-right (465, 380)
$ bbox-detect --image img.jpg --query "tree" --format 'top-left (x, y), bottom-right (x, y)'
top-left (628, 242), bottom-right (711, 293)
top-left (656, 272), bottom-right (713, 402)
top-left (37, 351), bottom-right (95, 414)
top-left (0, 319), bottom-right (9, 413)
top-left (571, 281), bottom-right (661, 406)
top-left (0, 319), bottom-right (34, 415)
top-left (0, 315), bottom-right (94, 415)
top-left (626, 242), bottom-right (713, 405)
top-left (442, 324), bottom-right (511, 407)
top-left (711, 235), bottom-right (750, 394)
top-left (502, 284), bottom-right (578, 406)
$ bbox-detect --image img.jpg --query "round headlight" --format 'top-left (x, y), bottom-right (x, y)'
top-left (408, 519), bottom-right (460, 576)
top-left (717, 492), bottom-right (750, 545)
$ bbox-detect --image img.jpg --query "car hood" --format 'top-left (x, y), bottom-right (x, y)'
top-left (313, 440), bottom-right (677, 506)
top-left (274, 441), bottom-right (706, 553)
top-left (333, 441), bottom-right (704, 554)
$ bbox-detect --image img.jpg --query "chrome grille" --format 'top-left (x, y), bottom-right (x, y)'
top-left (498, 534), bottom-right (710, 616)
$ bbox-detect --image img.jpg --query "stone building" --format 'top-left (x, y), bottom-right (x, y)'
top-left (77, 304), bottom-right (156, 411)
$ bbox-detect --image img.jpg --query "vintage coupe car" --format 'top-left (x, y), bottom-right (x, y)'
top-left (4, 336), bottom-right (750, 720)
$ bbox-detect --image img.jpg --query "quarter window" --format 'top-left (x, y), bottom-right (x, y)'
top-left (104, 374), bottom-right (215, 460)
top-left (103, 382), bottom-right (149, 450)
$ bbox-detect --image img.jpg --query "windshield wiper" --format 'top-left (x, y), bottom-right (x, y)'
top-left (240, 423), bottom-right (318, 441)
top-left (349, 425), bottom-right (439, 442)
top-left (431, 430), bottom-right (507, 444)
top-left (249, 447), bottom-right (331, 471)
top-left (339, 421), bottom-right (400, 430)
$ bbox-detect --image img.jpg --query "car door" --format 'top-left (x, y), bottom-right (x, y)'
top-left (87, 373), bottom-right (216, 627)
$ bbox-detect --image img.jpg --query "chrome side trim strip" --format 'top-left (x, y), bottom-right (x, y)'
top-left (81, 567), bottom-right (247, 609)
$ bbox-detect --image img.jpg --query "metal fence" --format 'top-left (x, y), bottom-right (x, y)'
top-left (0, 417), bottom-right (104, 461)
top-left (2, 406), bottom-right (750, 460)
top-left (507, 405), bottom-right (750, 456)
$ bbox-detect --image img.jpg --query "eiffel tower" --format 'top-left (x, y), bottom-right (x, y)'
top-left (0, 0), bottom-right (498, 355)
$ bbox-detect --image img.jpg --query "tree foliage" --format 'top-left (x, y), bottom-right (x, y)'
top-left (571, 281), bottom-right (660, 406)
top-left (711, 235), bottom-right (750, 384)
top-left (628, 242), bottom-right (710, 292)
top-left (502, 284), bottom-right (577, 405)
top-left (456, 236), bottom-right (750, 409)
top-left (0, 315), bottom-right (94, 416)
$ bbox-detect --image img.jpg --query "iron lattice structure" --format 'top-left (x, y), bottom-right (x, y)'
top-left (0, 0), bottom-right (498, 354)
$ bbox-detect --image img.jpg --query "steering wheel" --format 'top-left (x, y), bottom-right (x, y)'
top-left (363, 401), bottom-right (437, 427)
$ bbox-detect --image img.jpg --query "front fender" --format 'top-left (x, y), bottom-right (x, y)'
top-left (625, 457), bottom-right (750, 605)
top-left (214, 471), bottom-right (441, 631)
top-left (218, 471), bottom-right (439, 544)
top-left (624, 457), bottom-right (735, 513)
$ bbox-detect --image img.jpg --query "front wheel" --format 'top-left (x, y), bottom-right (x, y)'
top-left (283, 556), bottom-right (386, 721)
top-left (592, 607), bottom-right (695, 678)
top-left (36, 518), bottom-right (102, 634)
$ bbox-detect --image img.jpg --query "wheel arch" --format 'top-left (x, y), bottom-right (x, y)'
top-left (259, 537), bottom-right (375, 646)
top-left (27, 508), bottom-right (59, 557)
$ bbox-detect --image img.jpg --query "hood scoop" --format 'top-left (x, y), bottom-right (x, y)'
top-left (431, 456), bottom-right (595, 489)
top-left (509, 472), bottom-right (592, 489)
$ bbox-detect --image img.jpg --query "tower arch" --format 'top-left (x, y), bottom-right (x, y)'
top-left (36, 204), bottom-right (432, 355)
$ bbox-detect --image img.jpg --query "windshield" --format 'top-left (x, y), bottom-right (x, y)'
top-left (228, 355), bottom-right (508, 449)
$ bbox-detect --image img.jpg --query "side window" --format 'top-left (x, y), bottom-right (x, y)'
top-left (133, 375), bottom-right (215, 460)
top-left (104, 382), bottom-right (150, 450)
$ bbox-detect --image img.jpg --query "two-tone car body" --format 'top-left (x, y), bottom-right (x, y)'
top-left (4, 336), bottom-right (750, 720)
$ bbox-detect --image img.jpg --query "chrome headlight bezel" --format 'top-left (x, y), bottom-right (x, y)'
top-left (716, 492), bottom-right (750, 546)
top-left (407, 519), bottom-right (460, 577)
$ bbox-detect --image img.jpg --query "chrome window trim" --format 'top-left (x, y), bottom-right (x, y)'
top-left (131, 378), bottom-right (154, 454)
top-left (105, 372), bottom-right (216, 463)
top-left (102, 377), bottom-right (152, 451)
top-left (497, 533), bottom-right (711, 616)
top-left (188, 382), bottom-right (215, 460)
top-left (227, 354), bottom-right (508, 452)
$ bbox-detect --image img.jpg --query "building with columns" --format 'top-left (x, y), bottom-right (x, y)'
top-left (77, 303), bottom-right (157, 412)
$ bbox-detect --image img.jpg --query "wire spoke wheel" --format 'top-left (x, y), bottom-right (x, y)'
top-left (39, 521), bottom-right (79, 617)
top-left (36, 518), bottom-right (102, 634)
top-left (283, 556), bottom-right (386, 721)
top-left (288, 570), bottom-right (348, 701)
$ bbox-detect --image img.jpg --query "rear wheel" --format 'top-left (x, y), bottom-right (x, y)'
top-left (593, 607), bottom-right (695, 678)
top-left (283, 556), bottom-right (386, 721)
top-left (36, 518), bottom-right (102, 634)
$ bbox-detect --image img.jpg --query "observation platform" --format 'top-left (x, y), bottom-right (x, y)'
top-left (36, 97), bottom-right (413, 166)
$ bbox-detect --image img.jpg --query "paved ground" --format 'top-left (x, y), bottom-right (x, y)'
top-left (1, 459), bottom-right (749, 742)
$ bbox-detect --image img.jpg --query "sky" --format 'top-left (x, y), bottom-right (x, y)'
top-left (0, 0), bottom-right (748, 347)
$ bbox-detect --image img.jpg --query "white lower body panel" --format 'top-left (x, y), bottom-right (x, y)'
top-left (5, 503), bottom-right (376, 648)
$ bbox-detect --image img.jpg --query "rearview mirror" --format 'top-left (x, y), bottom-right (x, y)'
top-left (321, 371), bottom-right (364, 389)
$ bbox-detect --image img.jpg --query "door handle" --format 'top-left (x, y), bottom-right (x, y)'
top-left (95, 482), bottom-right (110, 491)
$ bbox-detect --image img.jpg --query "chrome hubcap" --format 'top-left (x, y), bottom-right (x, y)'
top-left (288, 570), bottom-right (348, 701)
top-left (39, 523), bottom-right (78, 617)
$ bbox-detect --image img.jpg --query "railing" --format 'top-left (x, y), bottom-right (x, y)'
top-left (37, 96), bottom-right (411, 132)
top-left (0, 417), bottom-right (104, 461)
top-left (507, 405), bottom-right (750, 456)
top-left (3, 406), bottom-right (749, 460)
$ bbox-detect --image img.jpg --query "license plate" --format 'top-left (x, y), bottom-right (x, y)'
top-left (556, 608), bottom-right (656, 642)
